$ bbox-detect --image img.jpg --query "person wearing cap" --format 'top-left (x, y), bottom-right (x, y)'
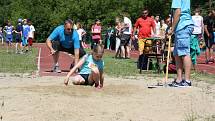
top-left (3, 21), bottom-right (14, 53)
top-left (27, 19), bottom-right (35, 51)
top-left (14, 18), bottom-right (23, 53)
top-left (91, 19), bottom-right (102, 49)
top-left (22, 19), bottom-right (30, 52)
top-left (46, 19), bottom-right (86, 73)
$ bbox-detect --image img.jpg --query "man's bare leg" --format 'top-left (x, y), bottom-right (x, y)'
top-left (183, 55), bottom-right (192, 81)
top-left (175, 55), bottom-right (183, 82)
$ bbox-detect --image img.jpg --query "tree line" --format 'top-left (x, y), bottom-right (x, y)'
top-left (0, 0), bottom-right (213, 42)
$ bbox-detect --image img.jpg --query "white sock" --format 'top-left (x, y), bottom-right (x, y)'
top-left (15, 43), bottom-right (18, 52)
top-left (185, 80), bottom-right (191, 83)
top-left (55, 63), bottom-right (59, 67)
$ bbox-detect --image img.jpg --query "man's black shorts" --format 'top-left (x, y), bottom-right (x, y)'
top-left (204, 32), bottom-right (214, 48)
top-left (120, 34), bottom-right (131, 46)
top-left (52, 41), bottom-right (86, 58)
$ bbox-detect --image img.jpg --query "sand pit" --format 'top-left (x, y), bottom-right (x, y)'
top-left (0, 75), bottom-right (214, 121)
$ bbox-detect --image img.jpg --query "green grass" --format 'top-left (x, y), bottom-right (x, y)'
top-left (102, 51), bottom-right (215, 84)
top-left (0, 46), bottom-right (214, 85)
top-left (0, 46), bottom-right (37, 73)
top-left (103, 51), bottom-right (163, 77)
top-left (103, 52), bottom-right (139, 77)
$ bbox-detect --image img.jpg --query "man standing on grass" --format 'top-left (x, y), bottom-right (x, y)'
top-left (203, 9), bottom-right (215, 64)
top-left (168, 0), bottom-right (194, 87)
top-left (132, 9), bottom-right (155, 56)
top-left (46, 19), bottom-right (86, 73)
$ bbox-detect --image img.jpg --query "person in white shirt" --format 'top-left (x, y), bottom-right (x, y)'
top-left (160, 19), bottom-right (168, 38)
top-left (28, 20), bottom-right (35, 51)
top-left (154, 15), bottom-right (161, 37)
top-left (192, 9), bottom-right (204, 37)
top-left (76, 22), bottom-right (87, 48)
top-left (120, 13), bottom-right (132, 59)
top-left (190, 8), bottom-right (204, 69)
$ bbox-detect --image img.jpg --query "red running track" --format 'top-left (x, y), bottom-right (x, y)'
top-left (35, 43), bottom-right (215, 76)
top-left (35, 43), bottom-right (74, 76)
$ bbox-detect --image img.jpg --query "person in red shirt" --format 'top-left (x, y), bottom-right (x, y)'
top-left (132, 9), bottom-right (155, 55)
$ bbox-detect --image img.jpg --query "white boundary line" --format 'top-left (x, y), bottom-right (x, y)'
top-left (37, 48), bottom-right (41, 74)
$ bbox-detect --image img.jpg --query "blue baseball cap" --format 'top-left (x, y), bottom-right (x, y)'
top-left (18, 18), bottom-right (22, 23)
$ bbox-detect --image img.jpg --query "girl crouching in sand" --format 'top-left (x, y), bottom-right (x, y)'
top-left (64, 44), bottom-right (104, 88)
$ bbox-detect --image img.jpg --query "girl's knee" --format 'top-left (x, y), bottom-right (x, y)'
top-left (72, 80), bottom-right (84, 85)
top-left (71, 75), bottom-right (85, 85)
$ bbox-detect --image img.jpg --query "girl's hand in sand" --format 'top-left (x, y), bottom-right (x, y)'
top-left (95, 84), bottom-right (103, 89)
top-left (64, 77), bottom-right (69, 86)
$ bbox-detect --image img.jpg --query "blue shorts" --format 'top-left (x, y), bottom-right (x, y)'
top-left (173, 26), bottom-right (193, 56)
top-left (22, 37), bottom-right (28, 46)
top-left (214, 32), bottom-right (215, 43)
top-left (6, 37), bottom-right (12, 43)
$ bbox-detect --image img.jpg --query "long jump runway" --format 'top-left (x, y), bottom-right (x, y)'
top-left (35, 43), bottom-right (215, 76)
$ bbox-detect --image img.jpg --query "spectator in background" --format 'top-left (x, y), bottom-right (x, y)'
top-left (4, 21), bottom-right (14, 53)
top-left (106, 24), bottom-right (114, 50)
top-left (115, 21), bottom-right (122, 58)
top-left (22, 19), bottom-right (30, 52)
top-left (14, 18), bottom-right (23, 54)
top-left (204, 9), bottom-right (215, 64)
top-left (132, 9), bottom-right (155, 55)
top-left (28, 19), bottom-right (35, 51)
top-left (154, 15), bottom-right (161, 37)
top-left (91, 19), bottom-right (102, 49)
top-left (0, 27), bottom-right (3, 46)
top-left (121, 12), bottom-right (132, 59)
top-left (190, 8), bottom-right (204, 69)
top-left (160, 19), bottom-right (168, 38)
top-left (76, 22), bottom-right (87, 48)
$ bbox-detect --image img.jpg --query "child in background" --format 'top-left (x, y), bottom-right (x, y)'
top-left (115, 21), bottom-right (122, 58)
top-left (0, 27), bottom-right (3, 45)
top-left (64, 44), bottom-right (104, 89)
top-left (14, 18), bottom-right (23, 54)
top-left (106, 24), bottom-right (114, 50)
top-left (28, 19), bottom-right (35, 51)
top-left (76, 22), bottom-right (87, 48)
top-left (22, 19), bottom-right (30, 52)
top-left (91, 19), bottom-right (102, 49)
top-left (4, 21), bottom-right (14, 53)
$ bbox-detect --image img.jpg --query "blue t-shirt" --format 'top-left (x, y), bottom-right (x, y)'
top-left (5, 26), bottom-right (13, 38)
top-left (16, 24), bottom-right (23, 39)
top-left (79, 54), bottom-right (104, 74)
top-left (48, 25), bottom-right (80, 49)
top-left (22, 25), bottom-right (30, 38)
top-left (171, 0), bottom-right (194, 32)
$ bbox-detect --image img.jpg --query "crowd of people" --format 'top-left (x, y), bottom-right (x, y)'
top-left (53, 7), bottom-right (214, 88)
top-left (0, 19), bottom-right (35, 54)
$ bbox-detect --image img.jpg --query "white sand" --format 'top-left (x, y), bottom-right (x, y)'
top-left (0, 75), bottom-right (214, 121)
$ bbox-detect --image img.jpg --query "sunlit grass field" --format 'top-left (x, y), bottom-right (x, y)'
top-left (0, 45), bottom-right (214, 84)
top-left (0, 45), bottom-right (37, 73)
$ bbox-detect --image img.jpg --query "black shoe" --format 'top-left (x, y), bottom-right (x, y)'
top-left (168, 80), bottom-right (181, 87)
top-left (52, 66), bottom-right (61, 73)
top-left (70, 63), bottom-right (74, 69)
top-left (209, 58), bottom-right (214, 63)
top-left (180, 80), bottom-right (192, 86)
top-left (205, 60), bottom-right (209, 64)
